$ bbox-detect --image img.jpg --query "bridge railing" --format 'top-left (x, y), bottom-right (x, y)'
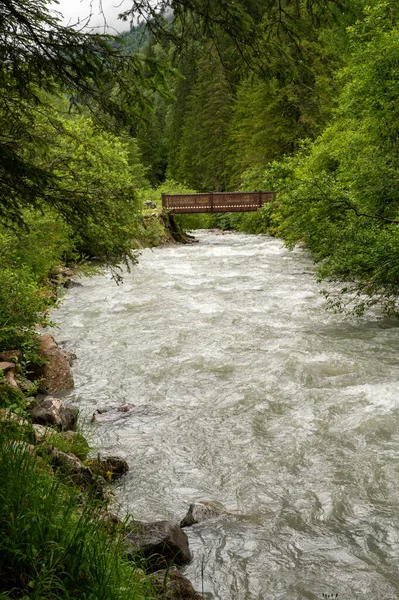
top-left (161, 191), bottom-right (275, 214)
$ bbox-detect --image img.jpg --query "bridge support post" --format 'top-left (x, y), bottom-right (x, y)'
top-left (209, 191), bottom-right (214, 212)
top-left (258, 190), bottom-right (262, 208)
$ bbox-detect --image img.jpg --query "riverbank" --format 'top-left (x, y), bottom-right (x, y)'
top-left (0, 398), bottom-right (204, 599)
top-left (0, 332), bottom-right (204, 598)
top-left (0, 210), bottom-right (203, 599)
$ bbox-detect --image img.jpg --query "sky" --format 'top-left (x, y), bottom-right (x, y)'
top-left (51, 0), bottom-right (132, 33)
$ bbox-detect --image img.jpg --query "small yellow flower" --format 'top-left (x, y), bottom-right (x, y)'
top-left (105, 470), bottom-right (113, 481)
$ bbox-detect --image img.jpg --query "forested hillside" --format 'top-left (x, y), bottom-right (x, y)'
top-left (124, 0), bottom-right (399, 315)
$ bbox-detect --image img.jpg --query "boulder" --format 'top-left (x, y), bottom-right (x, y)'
top-left (64, 351), bottom-right (77, 366)
top-left (62, 430), bottom-right (80, 443)
top-left (92, 455), bottom-right (129, 479)
top-left (45, 446), bottom-right (103, 494)
top-left (0, 362), bottom-right (19, 389)
top-left (180, 500), bottom-right (231, 528)
top-left (31, 423), bottom-right (52, 442)
top-left (124, 521), bottom-right (191, 572)
top-left (149, 567), bottom-right (204, 600)
top-left (34, 334), bottom-right (74, 394)
top-left (0, 361), bottom-right (15, 373)
top-left (28, 397), bottom-right (78, 431)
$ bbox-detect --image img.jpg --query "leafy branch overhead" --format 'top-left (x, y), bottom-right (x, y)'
top-left (0, 0), bottom-right (172, 228)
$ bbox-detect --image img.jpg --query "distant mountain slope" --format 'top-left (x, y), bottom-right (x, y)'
top-left (113, 22), bottom-right (148, 54)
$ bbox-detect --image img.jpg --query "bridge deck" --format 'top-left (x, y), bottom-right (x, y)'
top-left (162, 191), bottom-right (275, 214)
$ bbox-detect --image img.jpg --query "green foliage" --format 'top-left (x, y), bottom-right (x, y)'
top-left (139, 179), bottom-right (197, 209)
top-left (262, 0), bottom-right (399, 314)
top-left (115, 23), bottom-right (149, 55)
top-left (0, 213), bottom-right (75, 283)
top-left (28, 104), bottom-right (147, 266)
top-left (0, 431), bottom-right (154, 599)
top-left (0, 376), bottom-right (27, 412)
top-left (235, 204), bottom-right (276, 234)
top-left (134, 0), bottom-right (354, 191)
top-left (45, 432), bottom-right (91, 462)
top-left (0, 0), bottom-right (162, 229)
top-left (173, 44), bottom-right (234, 191)
top-left (0, 267), bottom-right (50, 351)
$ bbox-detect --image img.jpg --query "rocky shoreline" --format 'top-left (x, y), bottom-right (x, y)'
top-left (1, 332), bottom-right (232, 599)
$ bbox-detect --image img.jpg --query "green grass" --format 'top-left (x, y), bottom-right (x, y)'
top-left (44, 430), bottom-right (91, 461)
top-left (0, 424), bottom-right (155, 600)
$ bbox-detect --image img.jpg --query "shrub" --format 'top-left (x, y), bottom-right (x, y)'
top-left (0, 429), bottom-right (155, 599)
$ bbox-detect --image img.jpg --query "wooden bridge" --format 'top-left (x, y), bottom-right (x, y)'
top-left (162, 191), bottom-right (275, 214)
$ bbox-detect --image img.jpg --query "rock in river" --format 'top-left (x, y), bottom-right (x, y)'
top-left (180, 500), bottom-right (231, 527)
top-left (149, 566), bottom-right (204, 599)
top-left (29, 397), bottom-right (78, 431)
top-left (124, 520), bottom-right (191, 572)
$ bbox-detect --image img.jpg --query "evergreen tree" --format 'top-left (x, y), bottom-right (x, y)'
top-left (176, 45), bottom-right (234, 191)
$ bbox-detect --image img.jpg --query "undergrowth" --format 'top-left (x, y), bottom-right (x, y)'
top-left (0, 423), bottom-right (155, 600)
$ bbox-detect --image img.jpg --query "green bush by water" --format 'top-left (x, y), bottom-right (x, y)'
top-left (0, 426), bottom-right (155, 600)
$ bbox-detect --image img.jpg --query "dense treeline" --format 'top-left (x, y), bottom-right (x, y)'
top-left (130, 0), bottom-right (399, 315)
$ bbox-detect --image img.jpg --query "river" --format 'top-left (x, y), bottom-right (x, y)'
top-left (51, 231), bottom-right (399, 599)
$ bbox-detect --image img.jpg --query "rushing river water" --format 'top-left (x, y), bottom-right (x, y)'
top-left (51, 231), bottom-right (399, 600)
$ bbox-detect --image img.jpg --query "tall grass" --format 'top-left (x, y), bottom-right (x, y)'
top-left (0, 425), bottom-right (155, 600)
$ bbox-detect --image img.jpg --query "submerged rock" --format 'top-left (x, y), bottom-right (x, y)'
top-left (149, 567), bottom-right (204, 600)
top-left (29, 397), bottom-right (78, 431)
top-left (91, 403), bottom-right (136, 422)
top-left (180, 500), bottom-right (231, 528)
top-left (124, 520), bottom-right (191, 572)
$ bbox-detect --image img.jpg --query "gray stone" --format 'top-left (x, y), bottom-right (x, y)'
top-left (91, 403), bottom-right (136, 422)
top-left (62, 430), bottom-right (80, 442)
top-left (124, 521), bottom-right (191, 572)
top-left (32, 423), bottom-right (52, 442)
top-left (96, 455), bottom-right (129, 478)
top-left (180, 500), bottom-right (231, 528)
top-left (28, 397), bottom-right (78, 431)
top-left (45, 446), bottom-right (103, 494)
top-left (144, 200), bottom-right (157, 209)
top-left (63, 351), bottom-right (77, 365)
top-left (0, 409), bottom-right (29, 427)
top-left (0, 361), bottom-right (16, 372)
top-left (149, 567), bottom-right (204, 599)
top-left (0, 361), bottom-right (19, 389)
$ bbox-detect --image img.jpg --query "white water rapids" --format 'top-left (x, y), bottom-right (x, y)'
top-left (51, 231), bottom-right (399, 599)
